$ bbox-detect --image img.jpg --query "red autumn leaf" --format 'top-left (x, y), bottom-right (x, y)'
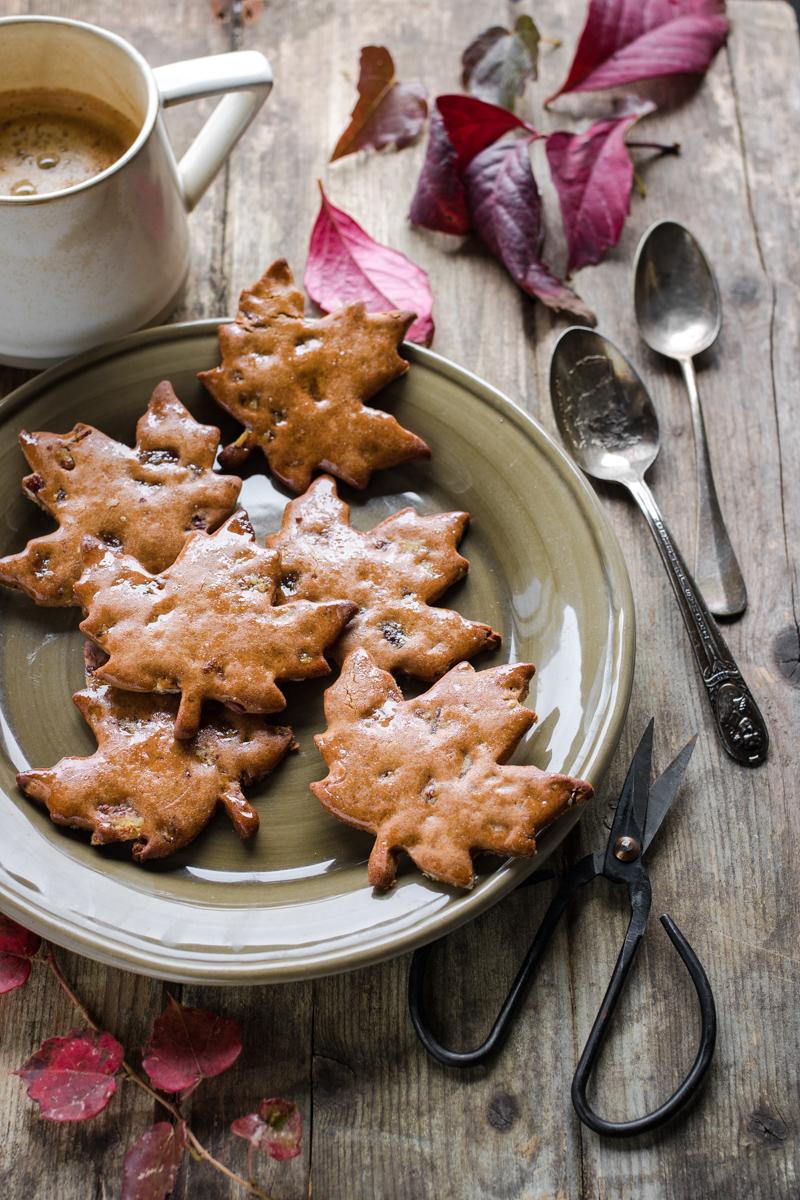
top-left (408, 108), bottom-right (470, 235)
top-left (0, 913), bottom-right (41, 995)
top-left (462, 15), bottom-right (541, 111)
top-left (331, 45), bottom-right (427, 162)
top-left (305, 184), bottom-right (434, 345)
top-left (141, 996), bottom-right (242, 1094)
top-left (232, 1098), bottom-right (302, 1162)
top-left (16, 1028), bottom-right (123, 1121)
top-left (545, 102), bottom-right (654, 273)
top-left (547, 0), bottom-right (729, 104)
top-left (437, 94), bottom-right (532, 171)
top-left (121, 1121), bottom-right (186, 1200)
top-left (463, 137), bottom-right (595, 322)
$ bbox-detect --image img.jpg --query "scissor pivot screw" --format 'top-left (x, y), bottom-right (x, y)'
top-left (614, 836), bottom-right (640, 862)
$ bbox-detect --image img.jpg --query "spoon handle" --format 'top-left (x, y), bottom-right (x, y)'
top-left (626, 476), bottom-right (768, 767)
top-left (680, 358), bottom-right (748, 618)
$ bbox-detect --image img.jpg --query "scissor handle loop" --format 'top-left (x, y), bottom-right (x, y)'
top-left (571, 913), bottom-right (717, 1137)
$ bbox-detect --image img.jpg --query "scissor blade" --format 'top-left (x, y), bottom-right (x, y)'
top-left (604, 719), bottom-right (654, 869)
top-left (642, 735), bottom-right (697, 856)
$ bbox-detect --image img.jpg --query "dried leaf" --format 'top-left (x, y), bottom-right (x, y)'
top-left (331, 46), bottom-right (427, 161)
top-left (463, 137), bottom-right (595, 322)
top-left (408, 109), bottom-right (470, 235)
top-left (545, 102), bottom-right (654, 272)
top-left (462, 15), bottom-right (541, 110)
top-left (547, 0), bottom-right (729, 104)
top-left (121, 1122), bottom-right (186, 1200)
top-left (16, 1028), bottom-right (123, 1121)
top-left (305, 184), bottom-right (434, 345)
top-left (232, 1098), bottom-right (302, 1161)
top-left (142, 997), bottom-right (242, 1093)
top-left (0, 914), bottom-right (41, 995)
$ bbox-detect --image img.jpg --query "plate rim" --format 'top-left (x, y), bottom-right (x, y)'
top-left (0, 320), bottom-right (635, 983)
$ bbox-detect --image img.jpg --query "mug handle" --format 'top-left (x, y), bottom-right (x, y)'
top-left (153, 51), bottom-right (272, 212)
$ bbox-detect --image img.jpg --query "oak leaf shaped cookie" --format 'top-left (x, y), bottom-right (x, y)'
top-left (311, 649), bottom-right (593, 889)
top-left (198, 258), bottom-right (430, 492)
top-left (268, 475), bottom-right (500, 679)
top-left (17, 647), bottom-right (294, 862)
top-left (75, 511), bottom-right (357, 739)
top-left (0, 381), bottom-right (241, 606)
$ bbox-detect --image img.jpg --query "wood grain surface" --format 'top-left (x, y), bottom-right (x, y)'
top-left (0, 2), bottom-right (798, 1198)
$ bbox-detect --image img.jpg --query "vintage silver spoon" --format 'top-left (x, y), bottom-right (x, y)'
top-left (634, 220), bottom-right (747, 618)
top-left (550, 327), bottom-right (767, 767)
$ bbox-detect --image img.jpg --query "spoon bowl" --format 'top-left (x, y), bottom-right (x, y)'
top-left (550, 326), bottom-right (660, 485)
top-left (634, 220), bottom-right (721, 359)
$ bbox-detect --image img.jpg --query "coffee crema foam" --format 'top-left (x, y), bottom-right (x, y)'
top-left (0, 88), bottom-right (139, 197)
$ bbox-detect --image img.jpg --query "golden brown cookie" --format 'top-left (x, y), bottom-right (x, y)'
top-left (17, 646), bottom-right (294, 862)
top-left (0, 381), bottom-right (241, 607)
top-left (75, 509), bottom-right (357, 739)
top-left (311, 649), bottom-right (593, 889)
top-left (198, 258), bottom-right (430, 493)
top-left (268, 475), bottom-right (500, 679)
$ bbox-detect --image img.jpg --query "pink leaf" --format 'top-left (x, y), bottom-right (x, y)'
top-left (409, 108), bottom-right (470, 235)
top-left (305, 184), bottom-right (434, 345)
top-left (546, 102), bottom-right (654, 272)
top-left (437, 94), bottom-right (532, 171)
top-left (232, 1098), bottom-right (302, 1162)
top-left (121, 1121), bottom-right (186, 1200)
top-left (463, 138), bottom-right (595, 322)
top-left (141, 996), bottom-right (242, 1094)
top-left (547, 0), bottom-right (729, 103)
top-left (0, 913), bottom-right (41, 995)
top-left (16, 1028), bottom-right (123, 1121)
top-left (331, 46), bottom-right (427, 161)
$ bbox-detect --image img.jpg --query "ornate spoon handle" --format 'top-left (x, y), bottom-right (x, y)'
top-left (680, 357), bottom-right (747, 618)
top-left (626, 477), bottom-right (768, 767)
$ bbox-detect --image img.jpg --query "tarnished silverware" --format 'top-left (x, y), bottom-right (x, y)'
top-left (550, 326), bottom-right (767, 767)
top-left (634, 220), bottom-right (747, 618)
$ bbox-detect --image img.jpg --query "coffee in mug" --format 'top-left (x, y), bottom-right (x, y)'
top-left (0, 87), bottom-right (138, 197)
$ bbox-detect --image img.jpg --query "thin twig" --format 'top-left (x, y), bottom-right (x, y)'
top-left (43, 946), bottom-right (273, 1200)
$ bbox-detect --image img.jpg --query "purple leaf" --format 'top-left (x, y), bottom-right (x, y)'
top-left (331, 46), bottom-right (427, 161)
top-left (462, 15), bottom-right (541, 110)
top-left (546, 102), bottom-right (653, 272)
top-left (409, 108), bottom-right (470, 235)
top-left (232, 1098), bottom-right (302, 1162)
top-left (547, 0), bottom-right (729, 103)
top-left (0, 913), bottom-right (41, 995)
top-left (141, 996), bottom-right (242, 1094)
top-left (16, 1028), bottom-right (123, 1121)
top-left (121, 1122), bottom-right (186, 1200)
top-left (463, 137), bottom-right (595, 322)
top-left (305, 184), bottom-right (434, 345)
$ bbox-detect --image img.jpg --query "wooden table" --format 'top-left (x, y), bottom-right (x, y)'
top-left (1, 2), bottom-right (798, 1197)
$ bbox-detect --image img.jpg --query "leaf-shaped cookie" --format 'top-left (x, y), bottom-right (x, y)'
top-left (268, 476), bottom-right (500, 679)
top-left (311, 649), bottom-right (594, 889)
top-left (75, 510), bottom-right (356, 738)
top-left (0, 381), bottom-right (241, 606)
top-left (17, 648), bottom-right (294, 861)
top-left (198, 259), bottom-right (430, 493)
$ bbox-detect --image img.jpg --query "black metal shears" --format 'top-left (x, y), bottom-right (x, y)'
top-left (409, 721), bottom-right (717, 1138)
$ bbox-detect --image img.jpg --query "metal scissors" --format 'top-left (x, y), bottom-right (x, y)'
top-left (408, 721), bottom-right (717, 1137)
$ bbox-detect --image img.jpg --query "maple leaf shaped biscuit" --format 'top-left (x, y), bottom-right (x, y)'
top-left (0, 382), bottom-right (241, 607)
top-left (75, 510), bottom-right (356, 739)
top-left (268, 475), bottom-right (500, 679)
top-left (311, 649), bottom-right (594, 889)
top-left (198, 259), bottom-right (430, 492)
top-left (17, 647), bottom-right (294, 861)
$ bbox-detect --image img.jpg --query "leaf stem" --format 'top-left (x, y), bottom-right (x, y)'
top-left (43, 946), bottom-right (274, 1200)
top-left (626, 139), bottom-right (681, 156)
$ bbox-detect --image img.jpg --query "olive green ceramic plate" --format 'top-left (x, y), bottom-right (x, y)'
top-left (0, 322), bottom-right (634, 984)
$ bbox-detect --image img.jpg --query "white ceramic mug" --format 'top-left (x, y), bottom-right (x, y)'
top-left (0, 16), bottom-right (272, 368)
